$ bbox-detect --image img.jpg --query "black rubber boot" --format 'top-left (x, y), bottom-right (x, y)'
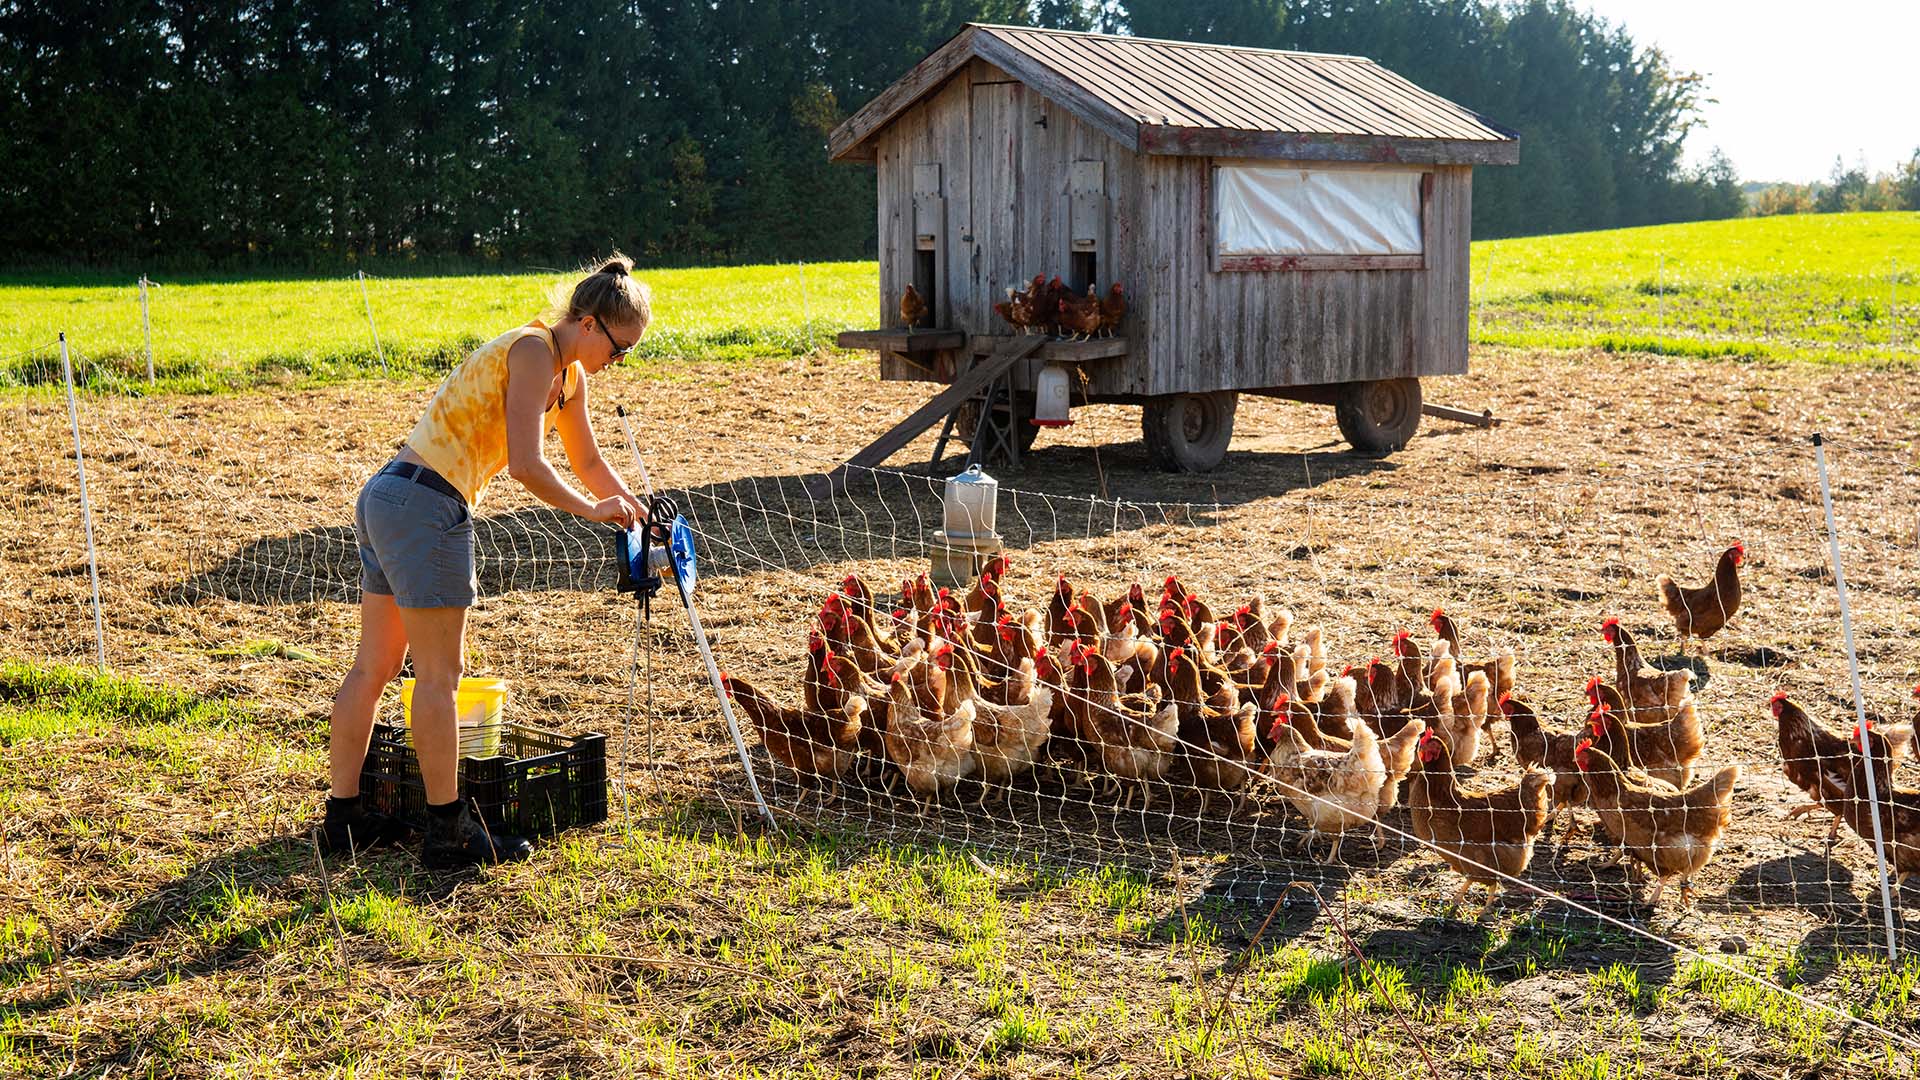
top-left (421, 800), bottom-right (532, 868)
top-left (319, 795), bottom-right (411, 856)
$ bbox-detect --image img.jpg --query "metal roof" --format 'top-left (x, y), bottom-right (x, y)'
top-left (829, 24), bottom-right (1519, 166)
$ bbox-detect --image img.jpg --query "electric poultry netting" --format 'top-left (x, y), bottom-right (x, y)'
top-left (670, 446), bottom-right (1920, 961)
top-left (7, 344), bottom-right (1920, 1054)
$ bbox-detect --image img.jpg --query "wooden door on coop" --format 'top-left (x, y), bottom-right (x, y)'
top-left (968, 79), bottom-right (1024, 331)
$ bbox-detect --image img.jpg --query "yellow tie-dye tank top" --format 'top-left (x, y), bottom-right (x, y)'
top-left (405, 323), bottom-right (581, 507)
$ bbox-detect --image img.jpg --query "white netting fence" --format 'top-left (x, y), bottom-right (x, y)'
top-left (6, 317), bottom-right (1920, 1057)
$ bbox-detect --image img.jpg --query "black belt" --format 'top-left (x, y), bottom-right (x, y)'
top-left (378, 460), bottom-right (466, 505)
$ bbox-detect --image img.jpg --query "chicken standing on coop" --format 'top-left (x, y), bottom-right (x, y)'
top-left (899, 283), bottom-right (929, 330)
top-left (1097, 282), bottom-right (1127, 336)
top-left (1658, 543), bottom-right (1744, 655)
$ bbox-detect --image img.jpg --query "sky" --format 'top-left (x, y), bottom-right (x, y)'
top-left (1579, 0), bottom-right (1918, 183)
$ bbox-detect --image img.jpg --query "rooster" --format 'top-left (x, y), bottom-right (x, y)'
top-left (1264, 706), bottom-right (1387, 864)
top-left (1659, 543), bottom-right (1744, 655)
top-left (1575, 726), bottom-right (1741, 907)
top-left (1600, 618), bottom-right (1691, 721)
top-left (1407, 729), bottom-right (1556, 918)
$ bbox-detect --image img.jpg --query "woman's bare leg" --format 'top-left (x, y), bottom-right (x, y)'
top-left (329, 592), bottom-right (410, 797)
top-left (394, 604), bottom-right (470, 805)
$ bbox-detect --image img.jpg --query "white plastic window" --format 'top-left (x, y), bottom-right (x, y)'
top-left (1215, 165), bottom-right (1423, 257)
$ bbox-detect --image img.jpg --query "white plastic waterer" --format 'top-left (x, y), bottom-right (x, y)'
top-left (932, 466), bottom-right (1004, 589)
top-left (1033, 363), bottom-right (1073, 427)
top-left (942, 465), bottom-right (998, 539)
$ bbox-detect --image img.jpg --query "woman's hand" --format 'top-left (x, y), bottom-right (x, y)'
top-left (588, 495), bottom-right (644, 529)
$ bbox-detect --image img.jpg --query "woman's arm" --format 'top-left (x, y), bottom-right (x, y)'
top-left (505, 340), bottom-right (637, 526)
top-left (552, 369), bottom-right (646, 516)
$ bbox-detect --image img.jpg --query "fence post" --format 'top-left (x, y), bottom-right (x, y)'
top-left (58, 333), bottom-right (108, 669)
top-left (1892, 259), bottom-right (1900, 353)
top-left (797, 260), bottom-right (813, 348)
top-left (138, 276), bottom-right (154, 384)
top-left (356, 270), bottom-right (389, 375)
top-left (1812, 431), bottom-right (1900, 962)
top-left (1657, 251), bottom-right (1666, 333)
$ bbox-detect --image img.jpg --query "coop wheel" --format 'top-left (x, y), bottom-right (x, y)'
top-left (1142, 391), bottom-right (1237, 473)
top-left (1335, 378), bottom-right (1422, 453)
top-left (953, 396), bottom-right (1039, 463)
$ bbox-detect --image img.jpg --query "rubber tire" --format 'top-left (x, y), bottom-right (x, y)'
top-left (1335, 378), bottom-right (1422, 453)
top-left (953, 396), bottom-right (1040, 463)
top-left (1142, 391), bottom-right (1238, 473)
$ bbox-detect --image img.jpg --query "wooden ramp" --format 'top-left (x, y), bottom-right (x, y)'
top-left (820, 336), bottom-right (1045, 493)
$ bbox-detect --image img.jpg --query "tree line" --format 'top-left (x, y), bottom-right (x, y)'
top-left (0, 0), bottom-right (1747, 270)
top-left (1748, 156), bottom-right (1920, 217)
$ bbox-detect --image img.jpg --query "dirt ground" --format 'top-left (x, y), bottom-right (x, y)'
top-left (5, 345), bottom-right (1920, 973)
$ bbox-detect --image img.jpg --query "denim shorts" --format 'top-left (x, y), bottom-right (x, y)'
top-left (354, 463), bottom-right (477, 608)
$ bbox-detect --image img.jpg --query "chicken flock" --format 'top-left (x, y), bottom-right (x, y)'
top-left (989, 275), bottom-right (1125, 339)
top-left (721, 543), bottom-right (1920, 918)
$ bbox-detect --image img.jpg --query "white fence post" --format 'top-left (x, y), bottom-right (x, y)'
top-left (1812, 431), bottom-right (1900, 962)
top-left (797, 260), bottom-right (813, 347)
top-left (138, 275), bottom-right (154, 384)
top-left (58, 333), bottom-right (108, 669)
top-left (1892, 258), bottom-right (1900, 353)
top-left (356, 270), bottom-right (388, 375)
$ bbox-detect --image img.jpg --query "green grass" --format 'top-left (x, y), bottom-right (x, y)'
top-left (5, 658), bottom-right (1920, 1077)
top-left (0, 261), bottom-right (875, 393)
top-left (1, 213), bottom-right (1915, 396)
top-left (1475, 211), bottom-right (1920, 363)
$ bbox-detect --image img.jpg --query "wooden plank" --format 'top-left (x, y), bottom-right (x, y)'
top-left (1423, 403), bottom-right (1499, 427)
top-left (1218, 254), bottom-right (1425, 272)
top-left (833, 336), bottom-right (1047, 475)
top-left (1137, 125), bottom-right (1519, 165)
top-left (837, 329), bottom-right (967, 352)
top-left (971, 30), bottom-right (1141, 151)
top-left (830, 26), bottom-right (979, 160)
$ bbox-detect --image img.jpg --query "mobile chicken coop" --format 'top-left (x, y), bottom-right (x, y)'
top-left (828, 24), bottom-right (1517, 478)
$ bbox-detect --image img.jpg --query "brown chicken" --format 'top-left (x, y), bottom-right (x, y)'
top-left (1429, 607), bottom-right (1516, 703)
top-left (1057, 286), bottom-right (1103, 340)
top-left (1036, 276), bottom-right (1067, 335)
top-left (963, 554), bottom-right (1010, 615)
top-left (946, 641), bottom-right (1053, 792)
top-left (1600, 618), bottom-right (1692, 720)
top-left (1407, 729), bottom-right (1555, 918)
top-left (1770, 691), bottom-right (1913, 852)
top-left (1097, 282), bottom-right (1127, 336)
top-left (1575, 729), bottom-right (1741, 907)
top-left (722, 671), bottom-right (862, 782)
top-left (882, 654), bottom-right (976, 801)
top-left (1373, 719), bottom-right (1428, 844)
top-left (1503, 693), bottom-right (1593, 820)
top-left (1831, 720), bottom-right (1920, 886)
top-left (1166, 646), bottom-right (1260, 808)
top-left (1584, 677), bottom-right (1704, 788)
top-left (820, 593), bottom-right (898, 676)
top-left (899, 283), bottom-right (929, 330)
top-left (1433, 670), bottom-right (1492, 767)
top-left (1064, 641), bottom-right (1178, 807)
top-left (1264, 704), bottom-right (1387, 863)
top-left (1659, 543), bottom-right (1744, 653)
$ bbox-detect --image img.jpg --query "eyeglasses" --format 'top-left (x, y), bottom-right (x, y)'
top-left (595, 317), bottom-right (636, 362)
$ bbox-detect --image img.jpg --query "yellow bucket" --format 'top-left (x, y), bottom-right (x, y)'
top-left (400, 676), bottom-right (507, 759)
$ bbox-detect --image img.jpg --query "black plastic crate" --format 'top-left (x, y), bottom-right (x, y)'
top-left (360, 721), bottom-right (608, 838)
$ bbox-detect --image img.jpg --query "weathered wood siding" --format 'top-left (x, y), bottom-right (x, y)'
top-left (874, 60), bottom-right (1472, 397)
top-left (1145, 160), bottom-right (1471, 395)
top-left (874, 60), bottom-right (1149, 395)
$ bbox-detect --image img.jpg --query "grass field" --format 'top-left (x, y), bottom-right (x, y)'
top-left (1473, 212), bottom-right (1920, 363)
top-left (0, 261), bottom-right (875, 393)
top-left (5, 661), bottom-right (1915, 1078)
top-left (1, 213), bottom-right (1914, 394)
